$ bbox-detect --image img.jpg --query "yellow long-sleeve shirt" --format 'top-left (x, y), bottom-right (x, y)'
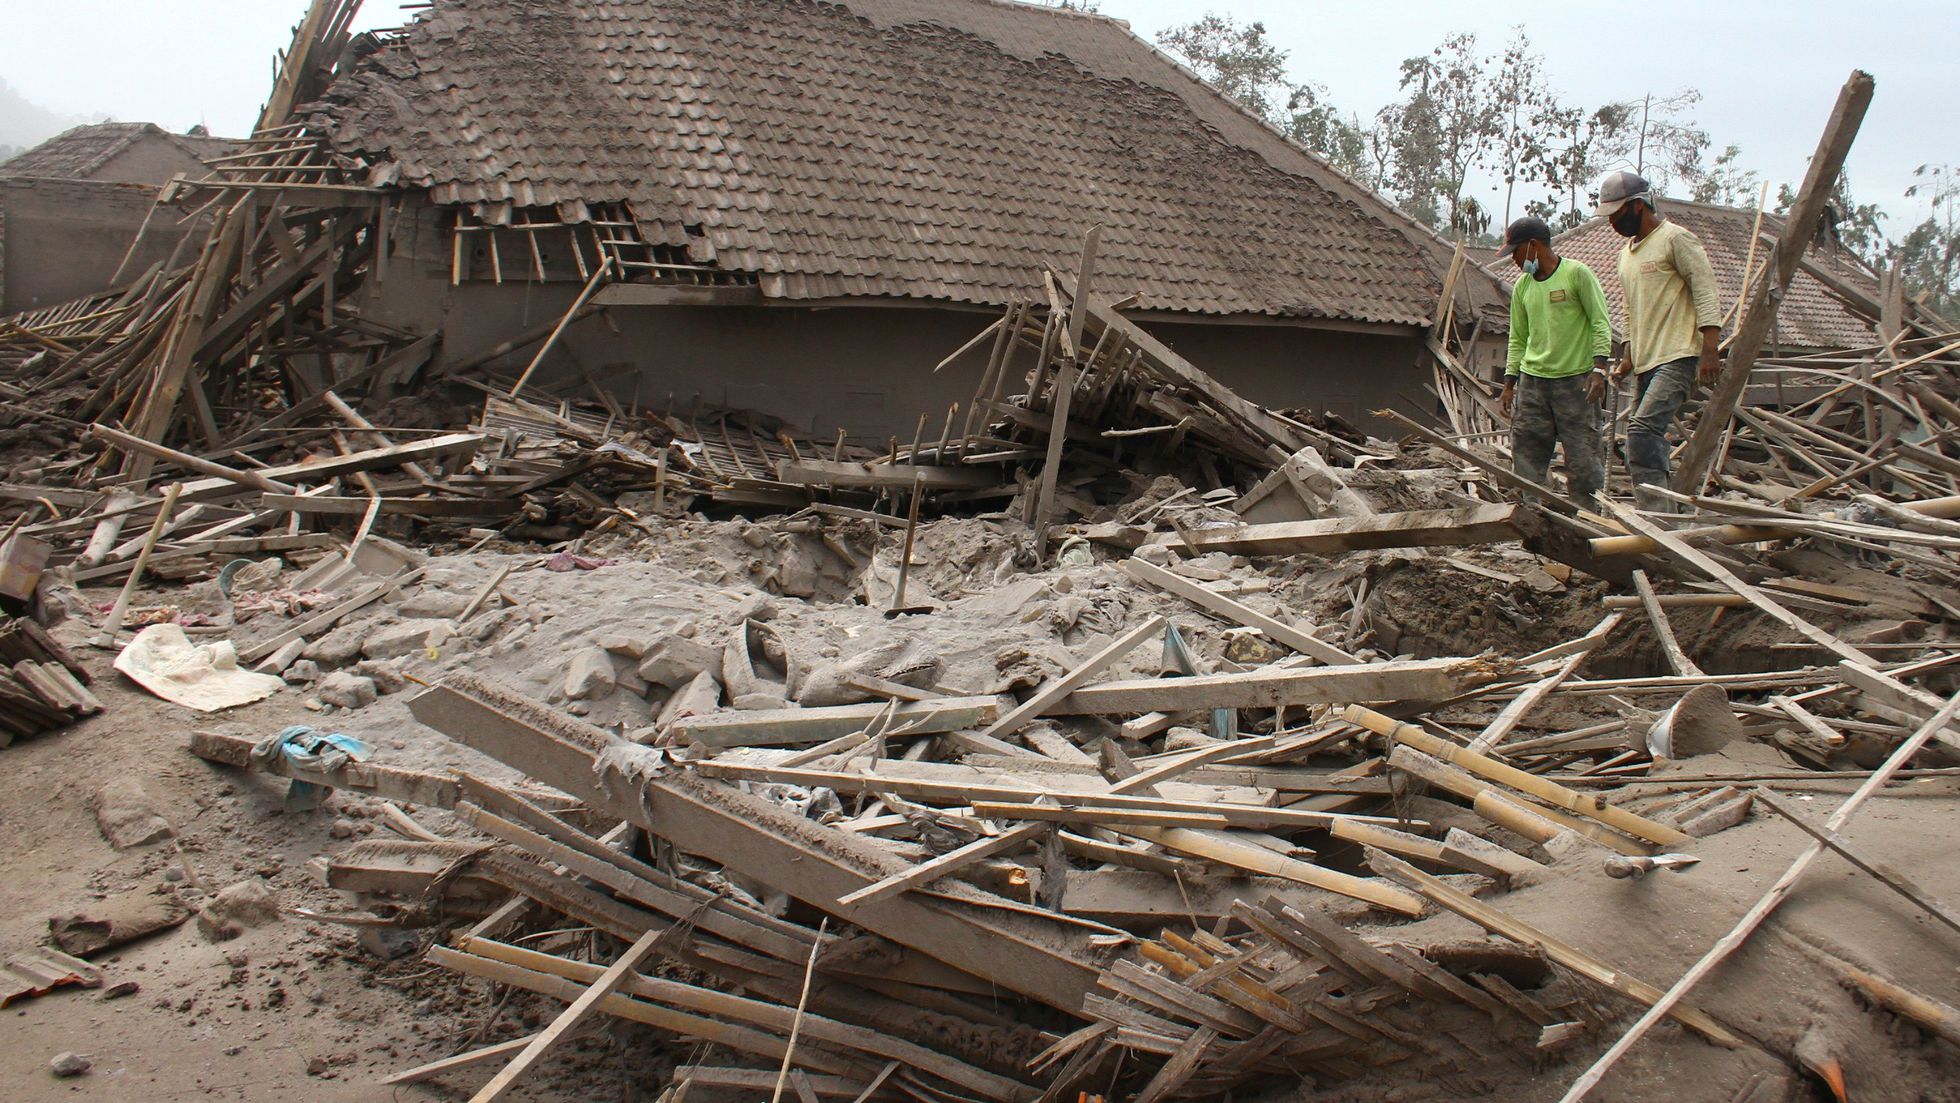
top-left (1617, 220), bottom-right (1721, 373)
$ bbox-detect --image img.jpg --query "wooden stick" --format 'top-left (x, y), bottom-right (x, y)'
top-left (1555, 687), bottom-right (1960, 1102)
top-left (976, 616), bottom-right (1166, 740)
top-left (98, 482), bottom-right (183, 642)
top-left (1630, 570), bottom-right (1703, 677)
top-left (1123, 557), bottom-right (1356, 666)
top-left (1751, 787), bottom-right (1960, 936)
top-left (467, 927), bottom-right (663, 1103)
top-left (1469, 611), bottom-right (1623, 753)
top-left (382, 1034), bottom-right (540, 1085)
top-left (769, 919), bottom-right (828, 1103)
top-left (508, 261), bottom-right (610, 399)
top-left (837, 822), bottom-right (1049, 907)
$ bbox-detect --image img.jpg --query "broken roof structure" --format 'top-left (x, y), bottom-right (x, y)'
top-left (1555, 198), bottom-right (1883, 353)
top-left (313, 0), bottom-right (1483, 327)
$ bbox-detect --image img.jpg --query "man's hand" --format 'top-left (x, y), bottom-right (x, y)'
top-left (1613, 356), bottom-right (1632, 382)
top-left (1696, 346), bottom-right (1722, 387)
top-left (1586, 371), bottom-right (1607, 404)
top-left (1696, 327), bottom-right (1722, 387)
top-left (1500, 379), bottom-right (1516, 420)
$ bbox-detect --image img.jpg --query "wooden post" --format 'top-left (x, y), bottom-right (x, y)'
top-left (509, 260), bottom-right (611, 400)
top-left (1035, 227), bottom-right (1101, 536)
top-left (1671, 71), bottom-right (1875, 493)
top-left (98, 482), bottom-right (183, 644)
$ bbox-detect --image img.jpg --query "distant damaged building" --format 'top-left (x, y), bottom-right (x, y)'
top-left (0, 123), bottom-right (241, 313)
top-left (303, 0), bottom-right (1501, 437)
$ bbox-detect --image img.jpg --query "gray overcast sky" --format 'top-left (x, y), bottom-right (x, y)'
top-left (1, 0), bottom-right (1953, 228)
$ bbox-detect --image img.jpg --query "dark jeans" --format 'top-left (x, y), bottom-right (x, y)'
top-left (1627, 356), bottom-right (1698, 490)
top-left (1511, 373), bottom-right (1604, 501)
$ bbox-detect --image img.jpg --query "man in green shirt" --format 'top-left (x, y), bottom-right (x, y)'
top-left (1497, 216), bottom-right (1614, 503)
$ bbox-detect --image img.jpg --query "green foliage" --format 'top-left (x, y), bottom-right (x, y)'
top-left (1157, 14), bottom-right (1376, 188)
top-left (1155, 12), bottom-right (1933, 297)
top-left (1898, 163), bottom-right (1960, 319)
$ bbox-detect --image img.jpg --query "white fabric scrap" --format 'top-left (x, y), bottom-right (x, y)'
top-left (113, 624), bottom-right (286, 712)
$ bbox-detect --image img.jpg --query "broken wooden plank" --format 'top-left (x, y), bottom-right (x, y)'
top-left (1164, 504), bottom-right (1524, 558)
top-left (672, 697), bottom-right (1002, 749)
top-left (1057, 656), bottom-right (1510, 715)
top-left (776, 459), bottom-right (1001, 491)
top-left (837, 822), bottom-right (1051, 907)
top-left (468, 928), bottom-right (664, 1103)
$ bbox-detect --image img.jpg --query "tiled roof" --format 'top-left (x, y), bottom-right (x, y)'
top-left (0, 122), bottom-right (245, 182)
top-left (312, 0), bottom-right (1450, 324)
top-left (1555, 198), bottom-right (1879, 351)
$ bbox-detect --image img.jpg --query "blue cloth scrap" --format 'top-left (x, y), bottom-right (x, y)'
top-left (249, 725), bottom-right (372, 812)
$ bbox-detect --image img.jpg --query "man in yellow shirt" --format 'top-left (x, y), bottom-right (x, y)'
top-left (1596, 172), bottom-right (1722, 504)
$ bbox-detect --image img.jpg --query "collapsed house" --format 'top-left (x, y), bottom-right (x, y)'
top-left (3, 6), bottom-right (1960, 1103)
top-left (0, 123), bottom-right (241, 313)
top-left (293, 0), bottom-right (1509, 439)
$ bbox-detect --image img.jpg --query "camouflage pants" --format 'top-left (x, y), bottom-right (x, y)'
top-left (1511, 373), bottom-right (1604, 501)
top-left (1627, 356), bottom-right (1699, 491)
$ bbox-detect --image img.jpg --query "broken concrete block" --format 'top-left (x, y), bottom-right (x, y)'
top-left (614, 660), bottom-right (650, 700)
top-left (396, 589), bottom-right (470, 619)
top-left (253, 639), bottom-right (305, 676)
top-left (598, 634), bottom-right (651, 660)
top-left (656, 669), bottom-right (722, 731)
top-left (636, 636), bottom-right (722, 690)
top-left (724, 593), bottom-right (777, 624)
top-left (196, 881), bottom-right (281, 941)
top-left (316, 672), bottom-right (379, 711)
top-left (283, 659), bottom-right (323, 685)
top-left (562, 647), bottom-right (618, 701)
top-left (351, 659), bottom-right (408, 694)
top-left (90, 779), bottom-right (175, 850)
top-left (48, 892), bottom-right (191, 956)
top-left (1163, 728), bottom-right (1225, 752)
top-left (301, 620), bottom-right (369, 665)
top-left (361, 619), bottom-right (455, 660)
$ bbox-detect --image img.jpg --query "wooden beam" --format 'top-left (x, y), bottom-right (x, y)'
top-left (1469, 612), bottom-right (1624, 753)
top-left (776, 460), bottom-right (1002, 491)
top-left (1056, 655), bottom-right (1508, 714)
top-left (1671, 72), bottom-right (1875, 492)
top-left (1164, 504), bottom-right (1523, 557)
top-left (671, 697), bottom-right (1002, 749)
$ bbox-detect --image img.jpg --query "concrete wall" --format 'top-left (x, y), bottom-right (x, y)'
top-left (359, 201), bottom-right (1429, 442)
top-left (0, 179), bottom-right (189, 314)
top-left (90, 138), bottom-right (210, 187)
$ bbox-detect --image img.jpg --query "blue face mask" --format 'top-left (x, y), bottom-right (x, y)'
top-left (1521, 258), bottom-right (1540, 278)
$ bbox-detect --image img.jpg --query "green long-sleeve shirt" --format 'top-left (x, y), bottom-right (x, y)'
top-left (1506, 258), bottom-right (1613, 380)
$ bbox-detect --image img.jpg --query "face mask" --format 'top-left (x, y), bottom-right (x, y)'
top-left (1611, 203), bottom-right (1645, 237)
top-left (1521, 258), bottom-right (1540, 277)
